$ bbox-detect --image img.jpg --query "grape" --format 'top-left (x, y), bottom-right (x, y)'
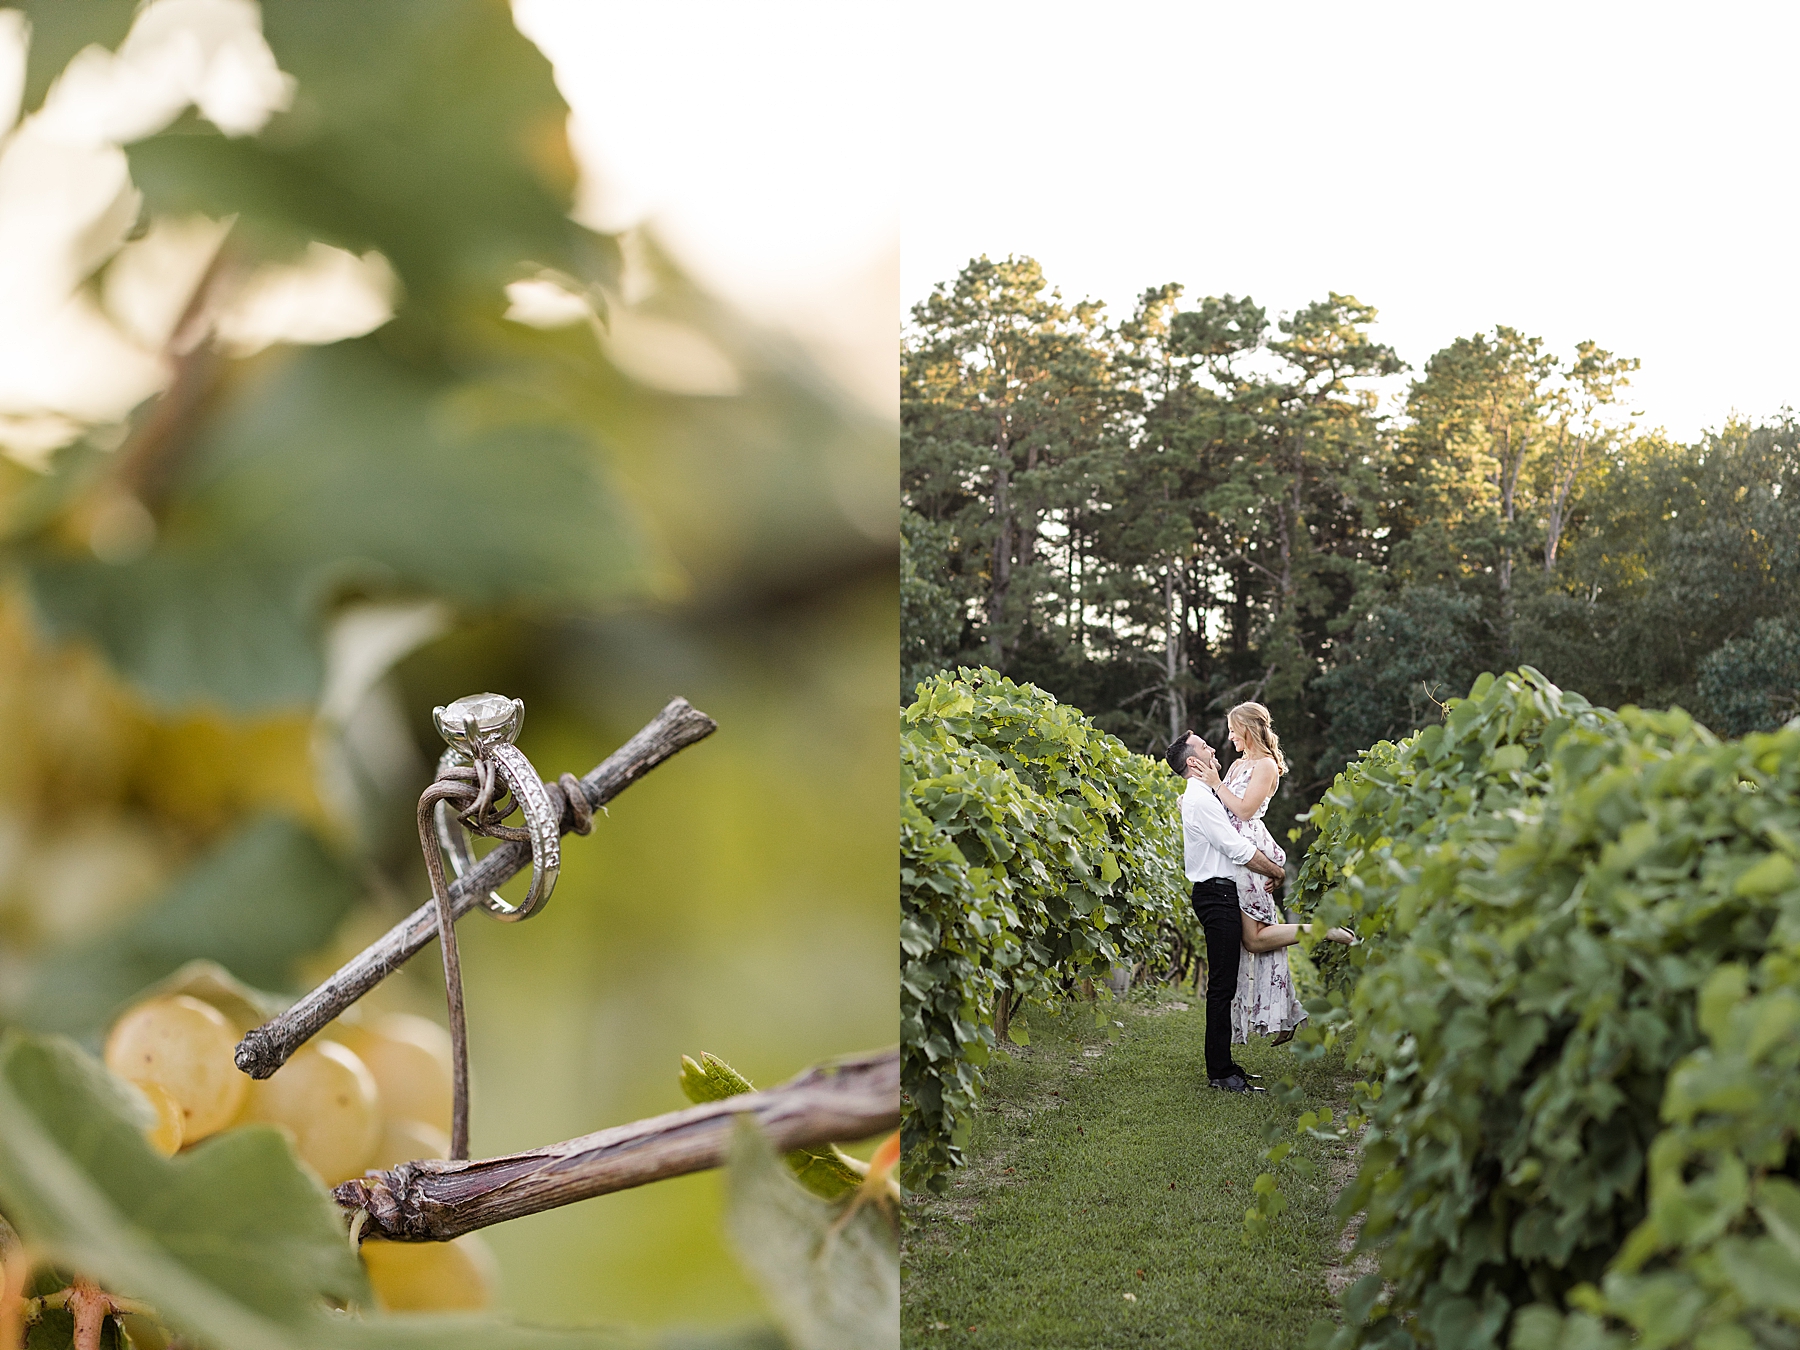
top-left (367, 1116), bottom-right (450, 1171)
top-left (239, 1040), bottom-right (380, 1185)
top-left (335, 1013), bottom-right (453, 1133)
top-left (129, 1078), bottom-right (185, 1156)
top-left (360, 1235), bottom-right (495, 1311)
top-left (104, 995), bottom-right (247, 1142)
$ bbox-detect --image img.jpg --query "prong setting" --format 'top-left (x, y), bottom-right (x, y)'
top-left (433, 693), bottom-right (525, 758)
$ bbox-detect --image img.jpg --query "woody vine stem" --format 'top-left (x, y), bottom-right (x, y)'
top-left (234, 697), bottom-right (716, 1079)
top-left (231, 696), bottom-right (900, 1240)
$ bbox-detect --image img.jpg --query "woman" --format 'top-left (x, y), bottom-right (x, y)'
top-left (1211, 701), bottom-right (1352, 1046)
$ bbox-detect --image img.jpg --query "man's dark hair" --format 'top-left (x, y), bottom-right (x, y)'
top-left (1164, 731), bottom-right (1196, 775)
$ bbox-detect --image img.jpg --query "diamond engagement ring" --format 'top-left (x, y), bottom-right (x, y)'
top-left (431, 692), bottom-right (561, 922)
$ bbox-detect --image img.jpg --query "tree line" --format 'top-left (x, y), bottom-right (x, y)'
top-left (902, 255), bottom-right (1800, 836)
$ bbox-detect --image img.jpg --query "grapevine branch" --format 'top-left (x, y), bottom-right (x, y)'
top-left (335, 1046), bottom-right (900, 1242)
top-left (234, 698), bottom-right (717, 1079)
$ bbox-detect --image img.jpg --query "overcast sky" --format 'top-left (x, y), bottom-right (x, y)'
top-left (898, 3), bottom-right (1800, 442)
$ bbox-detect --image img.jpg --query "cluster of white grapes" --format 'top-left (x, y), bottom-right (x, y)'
top-left (103, 993), bottom-right (495, 1311)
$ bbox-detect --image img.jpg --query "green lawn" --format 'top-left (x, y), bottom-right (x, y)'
top-left (901, 989), bottom-right (1352, 1349)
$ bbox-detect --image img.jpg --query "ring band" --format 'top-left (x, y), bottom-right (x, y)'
top-left (431, 695), bottom-right (562, 923)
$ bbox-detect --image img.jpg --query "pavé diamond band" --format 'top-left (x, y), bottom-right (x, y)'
top-left (431, 692), bottom-right (562, 922)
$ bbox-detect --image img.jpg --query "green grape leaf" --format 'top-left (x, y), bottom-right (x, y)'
top-left (0, 1030), bottom-right (368, 1338)
top-left (26, 549), bottom-right (324, 709)
top-left (1757, 1177), bottom-right (1800, 1261)
top-left (0, 1034), bottom-right (783, 1349)
top-left (124, 0), bottom-right (606, 313)
top-left (1713, 1235), bottom-right (1800, 1317)
top-left (679, 1052), bottom-right (758, 1103)
top-left (722, 1118), bottom-right (898, 1350)
top-left (24, 340), bottom-right (651, 710)
top-left (5, 815), bottom-right (358, 1036)
top-left (680, 1053), bottom-right (865, 1200)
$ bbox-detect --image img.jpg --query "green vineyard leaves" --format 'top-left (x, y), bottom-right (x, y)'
top-left (723, 1120), bottom-right (899, 1350)
top-left (1570, 953), bottom-right (1800, 1348)
top-left (680, 1052), bottom-right (868, 1201)
top-left (900, 668), bottom-right (1187, 1189)
top-left (1253, 669), bottom-right (1800, 1350)
top-left (0, 1030), bottom-right (832, 1348)
top-left (1287, 668), bottom-right (1617, 1005)
top-left (0, 1030), bottom-right (372, 1343)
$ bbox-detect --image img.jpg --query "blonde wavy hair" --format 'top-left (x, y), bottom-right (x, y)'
top-left (1227, 701), bottom-right (1287, 777)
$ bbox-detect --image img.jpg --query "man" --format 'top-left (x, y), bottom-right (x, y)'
top-left (1165, 730), bottom-right (1285, 1094)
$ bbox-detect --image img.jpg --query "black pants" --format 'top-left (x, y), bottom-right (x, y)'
top-left (1191, 878), bottom-right (1242, 1080)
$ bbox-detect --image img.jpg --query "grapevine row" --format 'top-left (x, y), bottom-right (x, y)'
top-left (900, 668), bottom-right (1191, 1189)
top-left (1257, 668), bottom-right (1800, 1350)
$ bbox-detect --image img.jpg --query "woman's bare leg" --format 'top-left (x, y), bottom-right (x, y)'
top-left (1240, 913), bottom-right (1356, 952)
top-left (1241, 912), bottom-right (1298, 953)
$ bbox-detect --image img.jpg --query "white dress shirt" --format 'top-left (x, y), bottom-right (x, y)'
top-left (1180, 777), bottom-right (1256, 882)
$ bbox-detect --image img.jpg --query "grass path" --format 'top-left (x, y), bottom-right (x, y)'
top-left (901, 989), bottom-right (1353, 1349)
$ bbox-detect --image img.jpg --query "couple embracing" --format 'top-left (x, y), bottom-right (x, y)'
top-left (1165, 703), bottom-right (1355, 1094)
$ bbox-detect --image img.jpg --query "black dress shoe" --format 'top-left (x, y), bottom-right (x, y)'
top-left (1229, 1064), bottom-right (1262, 1081)
top-left (1209, 1073), bottom-right (1266, 1094)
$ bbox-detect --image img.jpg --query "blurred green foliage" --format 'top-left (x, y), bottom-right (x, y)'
top-left (0, 0), bottom-right (894, 1339)
top-left (14, 816), bottom-right (357, 1036)
top-left (16, 0), bottom-right (641, 708)
top-left (1698, 617), bottom-right (1800, 739)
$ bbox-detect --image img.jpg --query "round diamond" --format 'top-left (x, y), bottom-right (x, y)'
top-left (434, 692), bottom-right (522, 749)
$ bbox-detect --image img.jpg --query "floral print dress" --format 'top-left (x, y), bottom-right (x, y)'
top-left (1220, 757), bottom-right (1304, 1042)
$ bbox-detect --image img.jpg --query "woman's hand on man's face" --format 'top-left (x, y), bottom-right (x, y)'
top-left (1187, 745), bottom-right (1222, 786)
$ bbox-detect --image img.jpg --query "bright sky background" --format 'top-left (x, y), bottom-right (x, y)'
top-left (899, 2), bottom-right (1800, 443)
top-left (512, 0), bottom-right (896, 416)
